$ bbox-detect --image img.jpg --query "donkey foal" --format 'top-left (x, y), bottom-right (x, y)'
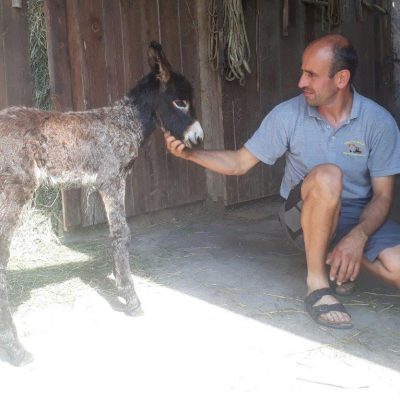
top-left (0, 42), bottom-right (203, 366)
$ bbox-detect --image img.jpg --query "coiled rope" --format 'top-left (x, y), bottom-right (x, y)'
top-left (223, 0), bottom-right (251, 85)
top-left (208, 0), bottom-right (251, 86)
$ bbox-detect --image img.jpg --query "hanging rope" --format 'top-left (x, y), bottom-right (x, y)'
top-left (303, 0), bottom-right (386, 28)
top-left (356, 0), bottom-right (388, 21)
top-left (208, 0), bottom-right (251, 86)
top-left (355, 0), bottom-right (364, 21)
top-left (322, 0), bottom-right (343, 31)
top-left (302, 0), bottom-right (343, 31)
top-left (223, 0), bottom-right (251, 85)
top-left (208, 0), bottom-right (219, 71)
top-left (360, 0), bottom-right (387, 15)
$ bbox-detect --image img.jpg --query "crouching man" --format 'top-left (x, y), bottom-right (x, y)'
top-left (164, 34), bottom-right (400, 329)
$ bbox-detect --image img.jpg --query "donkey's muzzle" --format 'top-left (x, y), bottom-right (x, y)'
top-left (183, 121), bottom-right (204, 149)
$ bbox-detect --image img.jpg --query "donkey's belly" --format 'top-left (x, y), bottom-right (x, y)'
top-left (34, 164), bottom-right (100, 188)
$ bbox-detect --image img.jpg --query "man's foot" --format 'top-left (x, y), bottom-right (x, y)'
top-left (304, 288), bottom-right (353, 329)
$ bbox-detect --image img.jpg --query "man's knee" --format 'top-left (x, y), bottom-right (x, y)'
top-left (378, 245), bottom-right (400, 288)
top-left (302, 164), bottom-right (343, 202)
top-left (385, 269), bottom-right (400, 289)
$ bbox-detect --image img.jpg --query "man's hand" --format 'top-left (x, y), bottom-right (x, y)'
top-left (164, 132), bottom-right (191, 160)
top-left (326, 230), bottom-right (367, 285)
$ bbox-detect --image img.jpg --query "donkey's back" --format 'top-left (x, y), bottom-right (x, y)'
top-left (0, 104), bottom-right (143, 189)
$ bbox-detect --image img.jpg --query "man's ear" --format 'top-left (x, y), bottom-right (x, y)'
top-left (148, 41), bottom-right (172, 84)
top-left (336, 69), bottom-right (351, 89)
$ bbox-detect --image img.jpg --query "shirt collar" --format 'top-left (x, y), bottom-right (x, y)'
top-left (306, 86), bottom-right (361, 122)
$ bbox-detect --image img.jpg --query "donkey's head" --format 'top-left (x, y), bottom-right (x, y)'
top-left (148, 41), bottom-right (204, 148)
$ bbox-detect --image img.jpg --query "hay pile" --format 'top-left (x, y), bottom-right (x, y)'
top-left (27, 0), bottom-right (50, 110)
top-left (27, 0), bottom-right (62, 232)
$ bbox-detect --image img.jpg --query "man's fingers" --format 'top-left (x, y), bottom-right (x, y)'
top-left (164, 133), bottom-right (190, 159)
top-left (336, 259), bottom-right (349, 285)
top-left (329, 253), bottom-right (341, 281)
top-left (344, 261), bottom-right (357, 283)
top-left (340, 261), bottom-right (354, 284)
top-left (164, 134), bottom-right (175, 149)
top-left (350, 262), bottom-right (360, 281)
top-left (326, 252), bottom-right (332, 265)
top-left (165, 134), bottom-right (182, 151)
top-left (175, 143), bottom-right (186, 154)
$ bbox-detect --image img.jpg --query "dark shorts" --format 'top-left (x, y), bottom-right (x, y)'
top-left (278, 181), bottom-right (400, 262)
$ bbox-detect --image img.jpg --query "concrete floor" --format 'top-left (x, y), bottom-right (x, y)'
top-left (1, 196), bottom-right (400, 399)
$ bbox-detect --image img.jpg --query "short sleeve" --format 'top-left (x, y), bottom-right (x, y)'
top-left (368, 115), bottom-right (400, 177)
top-left (244, 105), bottom-right (289, 165)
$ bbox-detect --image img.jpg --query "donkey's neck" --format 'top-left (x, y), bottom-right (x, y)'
top-left (121, 73), bottom-right (160, 140)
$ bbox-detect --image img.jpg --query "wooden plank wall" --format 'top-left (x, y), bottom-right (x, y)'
top-left (43, 0), bottom-right (395, 226)
top-left (44, 0), bottom-right (207, 229)
top-left (0, 1), bottom-right (32, 109)
top-left (220, 0), bottom-right (392, 205)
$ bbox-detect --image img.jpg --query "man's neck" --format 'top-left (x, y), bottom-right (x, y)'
top-left (317, 88), bottom-right (353, 129)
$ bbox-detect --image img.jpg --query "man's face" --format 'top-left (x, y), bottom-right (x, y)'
top-left (298, 44), bottom-right (338, 107)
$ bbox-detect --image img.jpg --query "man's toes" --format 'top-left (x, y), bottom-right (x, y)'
top-left (321, 311), bottom-right (350, 325)
top-left (338, 311), bottom-right (348, 323)
top-left (343, 313), bottom-right (351, 324)
top-left (321, 311), bottom-right (336, 324)
top-left (333, 311), bottom-right (351, 324)
top-left (331, 311), bottom-right (342, 324)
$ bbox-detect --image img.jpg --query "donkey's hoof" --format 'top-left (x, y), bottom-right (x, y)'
top-left (125, 300), bottom-right (142, 316)
top-left (8, 347), bottom-right (34, 367)
top-left (118, 287), bottom-right (141, 316)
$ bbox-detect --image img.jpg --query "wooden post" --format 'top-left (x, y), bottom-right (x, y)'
top-left (43, 0), bottom-right (82, 230)
top-left (390, 2), bottom-right (400, 221)
top-left (194, 0), bottom-right (225, 204)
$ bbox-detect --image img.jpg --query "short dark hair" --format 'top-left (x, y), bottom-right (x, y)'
top-left (329, 42), bottom-right (358, 84)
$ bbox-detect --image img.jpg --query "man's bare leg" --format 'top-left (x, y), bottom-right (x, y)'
top-left (301, 164), bottom-right (351, 325)
top-left (362, 245), bottom-right (400, 287)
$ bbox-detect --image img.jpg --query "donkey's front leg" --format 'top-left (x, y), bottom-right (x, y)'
top-left (99, 178), bottom-right (141, 315)
top-left (0, 184), bottom-right (35, 366)
top-left (0, 264), bottom-right (33, 366)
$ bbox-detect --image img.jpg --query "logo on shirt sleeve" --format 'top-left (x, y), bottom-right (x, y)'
top-left (343, 140), bottom-right (367, 157)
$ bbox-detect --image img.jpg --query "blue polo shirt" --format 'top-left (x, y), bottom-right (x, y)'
top-left (245, 90), bottom-right (400, 199)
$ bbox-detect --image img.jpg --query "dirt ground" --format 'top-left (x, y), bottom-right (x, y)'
top-left (1, 196), bottom-right (400, 400)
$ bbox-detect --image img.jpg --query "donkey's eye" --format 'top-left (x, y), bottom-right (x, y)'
top-left (173, 100), bottom-right (189, 112)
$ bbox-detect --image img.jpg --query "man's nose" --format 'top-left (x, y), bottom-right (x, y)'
top-left (298, 73), bottom-right (307, 89)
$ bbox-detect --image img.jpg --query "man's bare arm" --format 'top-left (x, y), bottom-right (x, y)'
top-left (164, 132), bottom-right (260, 176)
top-left (353, 176), bottom-right (394, 238)
top-left (328, 175), bottom-right (394, 284)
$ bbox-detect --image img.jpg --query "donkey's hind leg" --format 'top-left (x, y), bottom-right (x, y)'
top-left (99, 178), bottom-right (141, 315)
top-left (0, 183), bottom-right (35, 365)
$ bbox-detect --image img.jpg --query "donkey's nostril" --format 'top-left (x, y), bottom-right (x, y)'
top-left (183, 121), bottom-right (204, 147)
top-left (195, 129), bottom-right (204, 143)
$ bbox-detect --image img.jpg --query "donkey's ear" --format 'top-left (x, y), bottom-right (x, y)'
top-left (148, 41), bottom-right (172, 84)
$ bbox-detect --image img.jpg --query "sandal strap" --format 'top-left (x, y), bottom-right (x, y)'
top-left (304, 289), bottom-right (352, 321)
top-left (304, 287), bottom-right (334, 308)
top-left (310, 302), bottom-right (351, 317)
